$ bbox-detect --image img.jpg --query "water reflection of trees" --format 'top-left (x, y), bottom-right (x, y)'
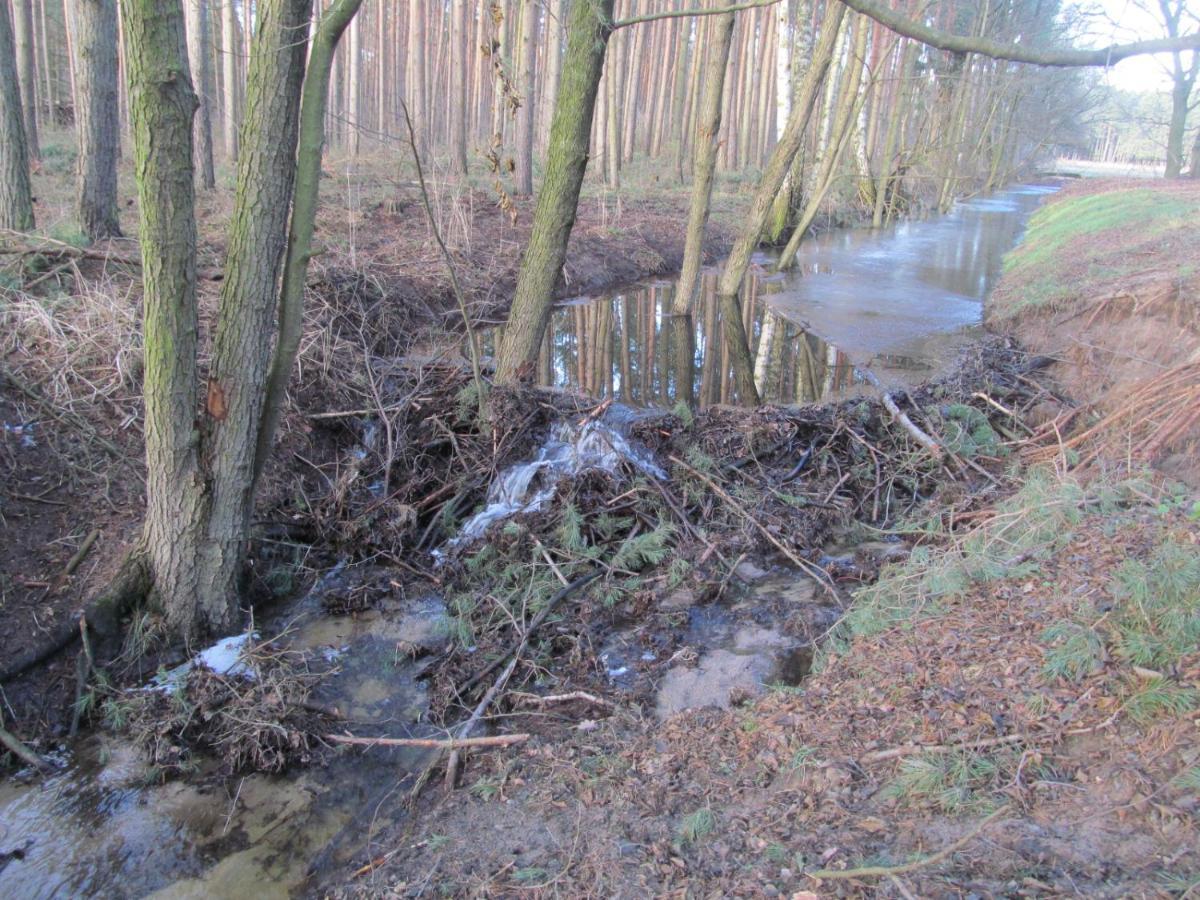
top-left (523, 269), bottom-right (860, 409)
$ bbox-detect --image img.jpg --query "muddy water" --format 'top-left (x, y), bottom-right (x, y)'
top-left (483, 184), bottom-right (1055, 408)
top-left (0, 580), bottom-right (448, 899)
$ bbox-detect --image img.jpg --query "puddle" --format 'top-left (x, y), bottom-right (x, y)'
top-left (481, 184), bottom-right (1055, 409)
top-left (0, 571), bottom-right (450, 899)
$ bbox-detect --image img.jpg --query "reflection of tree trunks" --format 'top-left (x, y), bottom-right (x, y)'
top-left (571, 305), bottom-right (584, 390)
top-left (754, 311), bottom-right (776, 395)
top-left (645, 286), bottom-right (658, 404)
top-left (670, 313), bottom-right (695, 408)
top-left (538, 327), bottom-right (552, 386)
top-left (619, 295), bottom-right (632, 402)
top-left (719, 290), bottom-right (760, 405)
top-left (699, 276), bottom-right (717, 405)
top-left (821, 342), bottom-right (837, 396)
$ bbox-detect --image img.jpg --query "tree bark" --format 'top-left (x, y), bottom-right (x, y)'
top-left (121, 0), bottom-right (207, 641)
top-left (13, 0), bottom-right (38, 160)
top-left (407, 0), bottom-right (427, 160)
top-left (673, 6), bottom-right (735, 314)
top-left (72, 0), bottom-right (122, 240)
top-left (185, 0), bottom-right (215, 189)
top-left (514, 0), bottom-right (538, 195)
top-left (347, 6), bottom-right (360, 155)
top-left (197, 0), bottom-right (311, 637)
top-left (221, 0), bottom-right (238, 161)
top-left (495, 0), bottom-right (614, 381)
top-left (0, 0), bottom-right (35, 230)
top-left (255, 0), bottom-right (364, 484)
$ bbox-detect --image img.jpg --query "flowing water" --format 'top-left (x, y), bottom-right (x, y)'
top-left (483, 184), bottom-right (1056, 408)
top-left (0, 184), bottom-right (1056, 897)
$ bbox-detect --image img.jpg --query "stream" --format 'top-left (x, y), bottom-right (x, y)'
top-left (483, 184), bottom-right (1057, 408)
top-left (0, 185), bottom-right (1055, 898)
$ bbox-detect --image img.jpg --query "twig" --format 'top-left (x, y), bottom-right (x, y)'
top-left (807, 804), bottom-right (1010, 881)
top-left (669, 455), bottom-right (837, 597)
top-left (445, 656), bottom-right (520, 789)
top-left (60, 529), bottom-right (101, 582)
top-left (457, 570), bottom-right (601, 697)
top-left (0, 723), bottom-right (52, 772)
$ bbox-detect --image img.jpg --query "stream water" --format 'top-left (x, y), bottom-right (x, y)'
top-left (483, 184), bottom-right (1057, 408)
top-left (0, 184), bottom-right (1055, 898)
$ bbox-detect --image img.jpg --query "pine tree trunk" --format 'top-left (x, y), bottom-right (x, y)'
top-left (0, 0), bottom-right (35, 230)
top-left (221, 0), bottom-right (238, 161)
top-left (72, 0), bottom-right (122, 240)
top-left (13, 0), bottom-right (39, 160)
top-left (495, 0), bottom-right (613, 381)
top-left (347, 8), bottom-right (360, 155)
top-left (185, 0), bottom-right (216, 189)
top-left (514, 0), bottom-right (537, 195)
top-left (539, 0), bottom-right (564, 155)
top-left (407, 0), bottom-right (427, 159)
top-left (673, 7), bottom-right (734, 315)
top-left (449, 0), bottom-right (467, 174)
top-left (121, 0), bottom-right (207, 640)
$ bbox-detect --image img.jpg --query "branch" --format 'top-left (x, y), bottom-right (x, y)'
top-left (808, 805), bottom-right (1011, 881)
top-left (325, 732), bottom-right (529, 750)
top-left (838, 0), bottom-right (1200, 67)
top-left (613, 0), bottom-right (781, 29)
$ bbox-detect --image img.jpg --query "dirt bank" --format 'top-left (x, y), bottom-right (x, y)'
top-left (988, 178), bottom-right (1200, 485)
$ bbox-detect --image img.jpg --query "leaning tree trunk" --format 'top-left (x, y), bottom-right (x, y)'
top-left (195, 0), bottom-right (311, 636)
top-left (673, 7), bottom-right (735, 315)
top-left (13, 0), bottom-right (38, 160)
top-left (72, 0), bottom-right (122, 240)
top-left (0, 0), bottom-right (35, 230)
top-left (255, 0), bottom-right (364, 484)
top-left (120, 0), bottom-right (207, 640)
top-left (185, 0), bottom-right (216, 189)
top-left (495, 0), bottom-right (613, 381)
top-left (715, 2), bottom-right (846, 302)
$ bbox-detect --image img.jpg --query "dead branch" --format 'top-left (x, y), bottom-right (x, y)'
top-left (807, 804), bottom-right (1011, 881)
top-left (859, 733), bottom-right (1027, 764)
top-left (668, 454), bottom-right (837, 596)
top-left (445, 655), bottom-right (520, 789)
top-left (0, 723), bottom-right (52, 772)
top-left (325, 732), bottom-right (529, 750)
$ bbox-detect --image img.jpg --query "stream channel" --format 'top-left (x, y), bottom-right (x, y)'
top-left (0, 184), bottom-right (1055, 898)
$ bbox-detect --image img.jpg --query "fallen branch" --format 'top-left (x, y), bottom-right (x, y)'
top-left (59, 529), bottom-right (101, 584)
top-left (445, 656), bottom-right (521, 789)
top-left (858, 368), bottom-right (944, 457)
top-left (513, 691), bottom-right (615, 709)
top-left (325, 732), bottom-right (528, 750)
top-left (807, 804), bottom-right (1011, 881)
top-left (0, 724), bottom-right (52, 772)
top-left (668, 455), bottom-right (837, 597)
top-left (859, 733), bottom-right (1026, 764)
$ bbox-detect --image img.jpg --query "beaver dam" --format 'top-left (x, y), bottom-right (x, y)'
top-left (0, 187), bottom-right (1068, 896)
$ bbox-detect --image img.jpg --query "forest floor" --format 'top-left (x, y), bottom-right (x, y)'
top-left (315, 179), bottom-right (1200, 897)
top-left (3, 157), bottom-right (1198, 899)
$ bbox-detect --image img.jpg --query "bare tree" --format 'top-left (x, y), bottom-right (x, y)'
top-left (12, 0), bottom-right (38, 160)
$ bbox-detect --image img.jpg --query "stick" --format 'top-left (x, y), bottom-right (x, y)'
top-left (326, 732), bottom-right (528, 750)
top-left (807, 804), bottom-right (1010, 881)
top-left (60, 529), bottom-right (101, 581)
top-left (446, 656), bottom-right (520, 789)
top-left (669, 455), bottom-right (838, 597)
top-left (859, 733), bottom-right (1026, 764)
top-left (0, 724), bottom-right (52, 772)
top-left (881, 392), bottom-right (943, 457)
top-left (514, 691), bottom-right (615, 709)
top-left (457, 571), bottom-right (601, 697)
